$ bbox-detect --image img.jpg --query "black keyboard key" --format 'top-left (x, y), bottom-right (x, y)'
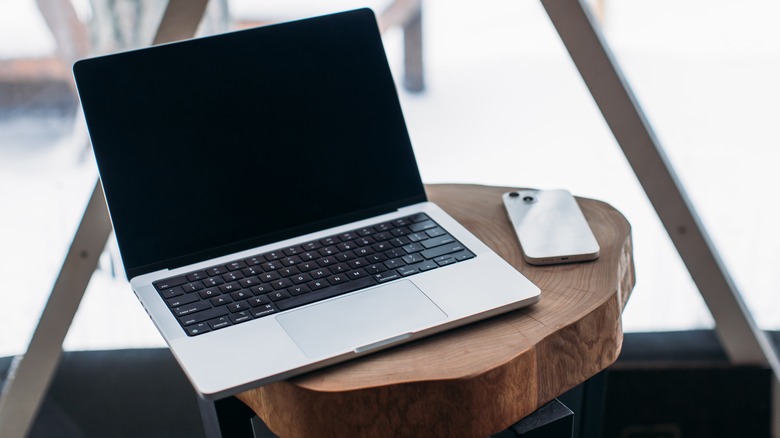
top-left (408, 220), bottom-right (437, 232)
top-left (229, 310), bottom-right (253, 324)
top-left (181, 281), bottom-right (204, 293)
top-left (302, 241), bottom-right (321, 251)
top-left (317, 256), bottom-right (336, 267)
top-left (320, 236), bottom-right (338, 246)
top-left (208, 317), bottom-right (232, 330)
top-left (384, 258), bottom-right (405, 269)
top-left (390, 237), bottom-right (411, 247)
top-left (402, 253), bottom-right (425, 264)
top-left (335, 252), bottom-right (356, 262)
top-left (279, 267), bottom-right (300, 277)
top-left (222, 271), bottom-right (244, 282)
top-left (264, 251), bottom-right (284, 261)
top-left (271, 278), bottom-right (293, 290)
top-left (407, 232), bottom-right (429, 242)
top-left (337, 242), bottom-right (357, 252)
top-left (384, 248), bottom-right (405, 259)
top-left (248, 295), bottom-right (271, 306)
top-left (365, 264), bottom-right (387, 275)
top-left (391, 227), bottom-right (410, 237)
top-left (288, 285), bottom-right (311, 296)
top-left (178, 306), bottom-right (228, 326)
top-left (308, 279), bottom-right (331, 291)
top-left (339, 231), bottom-right (358, 241)
top-left (277, 275), bottom-right (377, 311)
top-left (202, 277), bottom-right (224, 287)
top-left (199, 288), bottom-right (221, 299)
top-left (398, 260), bottom-right (438, 277)
top-left (297, 261), bottom-right (319, 272)
top-left (319, 246), bottom-right (337, 257)
top-left (250, 284), bottom-right (273, 295)
top-left (356, 227), bottom-right (375, 236)
top-left (402, 244), bottom-right (425, 255)
top-left (373, 232), bottom-right (393, 242)
top-left (374, 271), bottom-right (400, 283)
top-left (167, 293), bottom-right (199, 308)
top-left (174, 301), bottom-right (212, 317)
top-left (242, 266), bottom-right (263, 276)
top-left (154, 275), bottom-right (187, 291)
top-left (230, 290), bottom-right (252, 301)
top-left (367, 253), bottom-right (387, 263)
top-left (421, 234), bottom-right (456, 249)
top-left (421, 242), bottom-right (466, 260)
top-left (291, 273), bottom-right (313, 285)
top-left (244, 256), bottom-right (263, 266)
top-left (348, 258), bottom-right (368, 269)
top-left (397, 265), bottom-right (419, 277)
top-left (327, 274), bottom-right (349, 285)
top-left (417, 260), bottom-right (439, 271)
top-left (299, 252), bottom-right (318, 261)
top-left (227, 300), bottom-right (250, 313)
top-left (436, 257), bottom-right (457, 267)
top-left (354, 247), bottom-right (375, 257)
top-left (251, 303), bottom-right (278, 318)
top-left (372, 242), bottom-right (392, 252)
top-left (268, 290), bottom-right (291, 302)
top-left (407, 213), bottom-right (429, 223)
top-left (262, 261), bottom-right (283, 271)
top-left (347, 269), bottom-right (368, 279)
top-left (219, 282), bottom-right (241, 293)
top-left (186, 323), bottom-right (211, 336)
top-left (426, 227), bottom-right (447, 238)
top-left (329, 263), bottom-right (348, 274)
top-left (258, 272), bottom-right (281, 283)
top-left (392, 218), bottom-right (410, 227)
top-left (310, 269), bottom-right (330, 279)
top-left (210, 295), bottom-right (232, 306)
top-left (374, 222), bottom-right (391, 232)
top-left (205, 265), bottom-right (227, 276)
top-left (284, 245), bottom-right (303, 256)
top-left (239, 276), bottom-right (260, 288)
top-left (281, 256), bottom-right (301, 267)
top-left (227, 261), bottom-right (246, 271)
top-left (354, 237), bottom-right (375, 246)
top-left (453, 250), bottom-right (476, 261)
top-left (186, 271), bottom-right (207, 281)
top-left (160, 286), bottom-right (184, 299)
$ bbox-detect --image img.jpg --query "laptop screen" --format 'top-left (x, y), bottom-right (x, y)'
top-left (74, 9), bottom-right (426, 279)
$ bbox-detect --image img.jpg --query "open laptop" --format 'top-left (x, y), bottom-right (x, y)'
top-left (73, 8), bottom-right (540, 399)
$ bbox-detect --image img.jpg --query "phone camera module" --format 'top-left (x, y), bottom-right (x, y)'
top-left (522, 196), bottom-right (535, 203)
top-left (509, 192), bottom-right (520, 198)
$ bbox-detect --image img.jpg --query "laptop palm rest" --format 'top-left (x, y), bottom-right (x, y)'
top-left (276, 281), bottom-right (447, 359)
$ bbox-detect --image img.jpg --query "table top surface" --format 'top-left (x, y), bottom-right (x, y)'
top-left (238, 184), bottom-right (635, 437)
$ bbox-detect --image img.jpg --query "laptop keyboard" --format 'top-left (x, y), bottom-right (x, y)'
top-left (153, 213), bottom-right (475, 336)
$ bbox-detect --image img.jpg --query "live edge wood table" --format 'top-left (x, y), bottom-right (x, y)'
top-left (236, 184), bottom-right (635, 437)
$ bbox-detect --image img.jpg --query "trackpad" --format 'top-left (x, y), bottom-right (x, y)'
top-left (276, 280), bottom-right (447, 359)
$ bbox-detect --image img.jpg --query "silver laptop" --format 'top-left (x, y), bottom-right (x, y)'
top-left (73, 9), bottom-right (540, 400)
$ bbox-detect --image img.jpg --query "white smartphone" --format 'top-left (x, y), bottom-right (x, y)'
top-left (502, 189), bottom-right (600, 265)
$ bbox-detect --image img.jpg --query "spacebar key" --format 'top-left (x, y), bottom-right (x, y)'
top-left (275, 276), bottom-right (377, 311)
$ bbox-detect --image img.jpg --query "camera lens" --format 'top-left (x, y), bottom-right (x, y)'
top-left (523, 196), bottom-right (534, 202)
top-left (509, 192), bottom-right (520, 198)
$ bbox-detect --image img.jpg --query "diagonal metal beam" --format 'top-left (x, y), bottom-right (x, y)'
top-left (538, 0), bottom-right (780, 375)
top-left (0, 2), bottom-right (208, 437)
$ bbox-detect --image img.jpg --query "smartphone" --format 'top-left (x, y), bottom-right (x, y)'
top-left (502, 189), bottom-right (600, 265)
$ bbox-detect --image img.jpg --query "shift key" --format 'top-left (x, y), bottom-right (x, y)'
top-left (421, 242), bottom-right (466, 259)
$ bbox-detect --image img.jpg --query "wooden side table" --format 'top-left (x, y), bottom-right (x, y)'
top-left (234, 183), bottom-right (635, 437)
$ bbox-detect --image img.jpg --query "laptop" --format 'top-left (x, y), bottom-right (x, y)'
top-left (73, 8), bottom-right (540, 400)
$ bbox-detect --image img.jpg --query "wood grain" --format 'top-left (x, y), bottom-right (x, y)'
top-left (237, 184), bottom-right (635, 437)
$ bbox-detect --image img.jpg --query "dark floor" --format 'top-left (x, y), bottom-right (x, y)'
top-left (1, 330), bottom-right (777, 437)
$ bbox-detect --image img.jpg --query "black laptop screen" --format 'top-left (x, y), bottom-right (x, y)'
top-left (74, 10), bottom-right (426, 279)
